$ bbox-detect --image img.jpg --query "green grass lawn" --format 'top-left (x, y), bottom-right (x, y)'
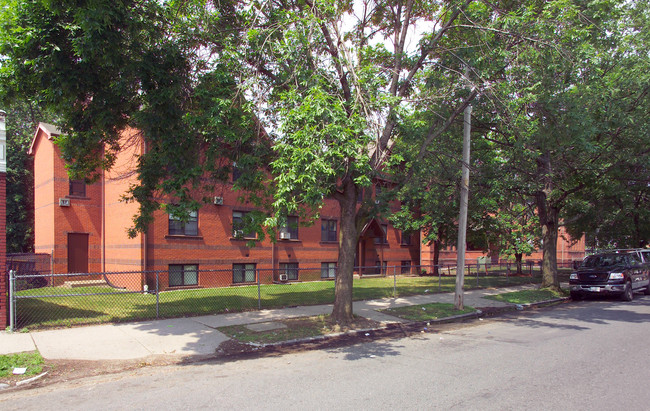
top-left (0, 352), bottom-right (44, 378)
top-left (484, 288), bottom-right (567, 304)
top-left (381, 302), bottom-right (476, 321)
top-left (14, 272), bottom-right (544, 330)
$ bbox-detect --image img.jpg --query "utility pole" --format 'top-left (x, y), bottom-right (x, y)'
top-left (454, 83), bottom-right (472, 310)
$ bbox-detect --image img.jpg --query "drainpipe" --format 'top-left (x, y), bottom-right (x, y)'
top-left (101, 157), bottom-right (105, 273)
top-left (271, 239), bottom-right (275, 282)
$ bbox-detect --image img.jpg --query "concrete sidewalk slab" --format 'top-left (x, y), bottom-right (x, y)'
top-left (31, 318), bottom-right (229, 360)
top-left (31, 324), bottom-right (153, 360)
top-left (193, 305), bottom-right (332, 329)
top-left (0, 332), bottom-right (36, 355)
top-left (115, 318), bottom-right (229, 357)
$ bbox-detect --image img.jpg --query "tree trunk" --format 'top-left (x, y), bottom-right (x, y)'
top-left (535, 154), bottom-right (561, 290)
top-left (515, 253), bottom-right (523, 275)
top-left (331, 179), bottom-right (361, 326)
top-left (432, 238), bottom-right (441, 276)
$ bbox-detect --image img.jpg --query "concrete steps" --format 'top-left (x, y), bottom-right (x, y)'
top-left (62, 279), bottom-right (109, 288)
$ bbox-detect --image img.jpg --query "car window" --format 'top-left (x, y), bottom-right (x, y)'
top-left (628, 254), bottom-right (640, 265)
top-left (582, 254), bottom-right (626, 268)
top-left (640, 251), bottom-right (650, 263)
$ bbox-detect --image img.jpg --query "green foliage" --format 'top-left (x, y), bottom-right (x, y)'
top-left (3, 100), bottom-right (46, 252)
top-left (0, 351), bottom-right (44, 378)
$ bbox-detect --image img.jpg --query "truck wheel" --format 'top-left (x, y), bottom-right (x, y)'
top-left (570, 291), bottom-right (583, 301)
top-left (644, 283), bottom-right (650, 296)
top-left (622, 281), bottom-right (634, 302)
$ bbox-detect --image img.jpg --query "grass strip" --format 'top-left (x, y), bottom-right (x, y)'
top-left (381, 302), bottom-right (476, 321)
top-left (483, 288), bottom-right (567, 304)
top-left (0, 352), bottom-right (44, 378)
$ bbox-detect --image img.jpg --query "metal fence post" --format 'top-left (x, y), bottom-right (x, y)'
top-left (393, 266), bottom-right (397, 298)
top-left (476, 264), bottom-right (479, 287)
top-left (257, 269), bottom-right (262, 310)
top-left (9, 270), bottom-right (15, 331)
top-left (50, 249), bottom-right (54, 287)
top-left (155, 271), bottom-right (160, 319)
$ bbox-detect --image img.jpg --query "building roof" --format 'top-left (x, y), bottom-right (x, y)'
top-left (28, 122), bottom-right (63, 155)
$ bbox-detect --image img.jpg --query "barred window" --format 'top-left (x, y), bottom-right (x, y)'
top-left (232, 211), bottom-right (256, 239)
top-left (321, 262), bottom-right (336, 279)
top-left (233, 263), bottom-right (256, 283)
top-left (169, 264), bottom-right (198, 286)
top-left (279, 262), bottom-right (299, 280)
top-left (321, 219), bottom-right (337, 242)
top-left (169, 211), bottom-right (198, 236)
top-left (69, 179), bottom-right (86, 197)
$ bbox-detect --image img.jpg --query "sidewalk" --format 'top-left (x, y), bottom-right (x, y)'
top-left (0, 284), bottom-right (550, 361)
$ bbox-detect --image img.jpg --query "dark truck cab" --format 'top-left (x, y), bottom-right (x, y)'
top-left (569, 252), bottom-right (650, 301)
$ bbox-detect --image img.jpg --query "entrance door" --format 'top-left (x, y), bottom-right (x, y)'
top-left (68, 233), bottom-right (89, 273)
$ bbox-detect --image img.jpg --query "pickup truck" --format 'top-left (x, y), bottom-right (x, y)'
top-left (569, 252), bottom-right (650, 301)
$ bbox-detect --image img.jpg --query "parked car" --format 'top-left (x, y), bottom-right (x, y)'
top-left (569, 252), bottom-right (650, 301)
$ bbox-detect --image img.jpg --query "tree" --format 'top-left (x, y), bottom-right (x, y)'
top-left (491, 200), bottom-right (539, 274)
top-left (7, 0), bottom-right (643, 323)
top-left (4, 100), bottom-right (43, 253)
top-left (473, 0), bottom-right (650, 290)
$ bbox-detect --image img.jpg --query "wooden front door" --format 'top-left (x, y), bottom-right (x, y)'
top-left (67, 233), bottom-right (89, 273)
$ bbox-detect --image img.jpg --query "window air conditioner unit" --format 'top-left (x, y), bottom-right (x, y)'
top-left (59, 198), bottom-right (71, 207)
top-left (279, 273), bottom-right (288, 282)
top-left (279, 231), bottom-right (291, 240)
top-left (213, 196), bottom-right (223, 205)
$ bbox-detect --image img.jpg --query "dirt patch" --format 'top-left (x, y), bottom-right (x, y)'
top-left (217, 315), bottom-right (383, 345)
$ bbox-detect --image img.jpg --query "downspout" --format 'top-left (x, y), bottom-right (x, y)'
top-left (271, 239), bottom-right (275, 282)
top-left (142, 137), bottom-right (148, 285)
top-left (101, 159), bottom-right (105, 273)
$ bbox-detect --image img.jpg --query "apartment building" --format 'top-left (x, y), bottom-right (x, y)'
top-left (30, 123), bottom-right (421, 291)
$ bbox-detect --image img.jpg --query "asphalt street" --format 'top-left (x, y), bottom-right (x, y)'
top-left (2, 294), bottom-right (649, 410)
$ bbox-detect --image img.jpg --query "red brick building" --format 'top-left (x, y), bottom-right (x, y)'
top-left (29, 123), bottom-right (584, 293)
top-left (30, 124), bottom-right (421, 291)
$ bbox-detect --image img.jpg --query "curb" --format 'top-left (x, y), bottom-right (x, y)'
top-left (237, 298), bottom-right (570, 350)
top-left (243, 309), bottom-right (484, 350)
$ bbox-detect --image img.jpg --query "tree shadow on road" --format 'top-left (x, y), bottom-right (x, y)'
top-left (506, 295), bottom-right (650, 330)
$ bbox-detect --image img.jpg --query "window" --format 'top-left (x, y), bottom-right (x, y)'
top-left (400, 230), bottom-right (412, 246)
top-left (280, 216), bottom-right (299, 240)
top-left (374, 260), bottom-right (387, 275)
top-left (279, 262), bottom-right (299, 281)
top-left (321, 262), bottom-right (336, 279)
top-left (401, 260), bottom-right (412, 274)
top-left (169, 210), bottom-right (198, 236)
top-left (232, 162), bottom-right (242, 182)
top-left (69, 179), bottom-right (86, 197)
top-left (321, 219), bottom-right (337, 242)
top-left (233, 263), bottom-right (256, 283)
top-left (169, 264), bottom-right (198, 286)
top-left (232, 211), bottom-right (256, 239)
top-left (374, 224), bottom-right (388, 244)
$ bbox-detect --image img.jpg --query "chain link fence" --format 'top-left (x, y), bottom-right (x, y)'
top-left (7, 261), bottom-right (573, 330)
